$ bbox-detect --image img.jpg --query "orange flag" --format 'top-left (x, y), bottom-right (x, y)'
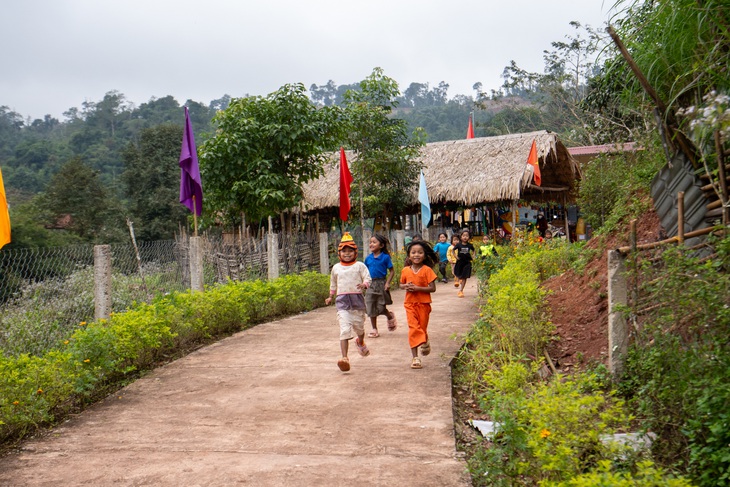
top-left (527, 139), bottom-right (541, 186)
top-left (339, 147), bottom-right (354, 221)
top-left (0, 167), bottom-right (11, 249)
top-left (466, 115), bottom-right (475, 139)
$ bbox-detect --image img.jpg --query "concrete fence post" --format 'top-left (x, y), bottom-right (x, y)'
top-left (319, 232), bottom-right (330, 274)
top-left (94, 245), bottom-right (112, 321)
top-left (362, 228), bottom-right (372, 259)
top-left (189, 236), bottom-right (204, 292)
top-left (394, 230), bottom-right (405, 254)
top-left (608, 250), bottom-right (629, 377)
top-left (267, 232), bottom-right (279, 280)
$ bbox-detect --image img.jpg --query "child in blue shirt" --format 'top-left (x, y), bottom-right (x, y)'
top-left (364, 234), bottom-right (397, 337)
top-left (432, 232), bottom-right (451, 284)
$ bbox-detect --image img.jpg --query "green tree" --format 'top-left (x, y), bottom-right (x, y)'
top-left (342, 68), bottom-right (425, 227)
top-left (38, 157), bottom-right (121, 241)
top-left (122, 124), bottom-right (189, 240)
top-left (199, 83), bottom-right (340, 225)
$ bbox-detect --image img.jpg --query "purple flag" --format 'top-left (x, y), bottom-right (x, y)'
top-left (179, 106), bottom-right (203, 216)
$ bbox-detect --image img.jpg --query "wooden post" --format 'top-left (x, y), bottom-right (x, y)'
top-left (563, 194), bottom-right (570, 243)
top-left (715, 130), bottom-right (729, 226)
top-left (677, 191), bottom-right (685, 245)
top-left (629, 219), bottom-right (638, 316)
top-left (511, 200), bottom-right (517, 242)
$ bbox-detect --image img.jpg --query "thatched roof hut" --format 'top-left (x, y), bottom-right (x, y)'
top-left (301, 130), bottom-right (580, 213)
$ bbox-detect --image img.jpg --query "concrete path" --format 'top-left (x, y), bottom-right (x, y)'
top-left (0, 280), bottom-right (478, 486)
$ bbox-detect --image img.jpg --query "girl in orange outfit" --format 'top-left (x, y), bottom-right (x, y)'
top-left (399, 240), bottom-right (439, 369)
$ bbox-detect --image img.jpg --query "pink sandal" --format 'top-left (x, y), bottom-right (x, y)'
top-left (387, 316), bottom-right (397, 332)
top-left (355, 337), bottom-right (371, 357)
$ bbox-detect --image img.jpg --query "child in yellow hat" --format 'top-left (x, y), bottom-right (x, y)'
top-left (325, 233), bottom-right (372, 372)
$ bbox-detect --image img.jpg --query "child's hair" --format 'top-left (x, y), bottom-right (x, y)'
top-left (405, 240), bottom-right (438, 268)
top-left (371, 233), bottom-right (390, 255)
top-left (451, 234), bottom-right (460, 244)
top-left (438, 232), bottom-right (447, 239)
top-left (412, 234), bottom-right (422, 242)
top-left (460, 229), bottom-right (471, 239)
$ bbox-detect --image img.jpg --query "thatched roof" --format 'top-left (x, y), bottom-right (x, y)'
top-left (301, 130), bottom-right (580, 212)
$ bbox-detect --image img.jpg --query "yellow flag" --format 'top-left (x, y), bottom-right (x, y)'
top-left (0, 167), bottom-right (11, 249)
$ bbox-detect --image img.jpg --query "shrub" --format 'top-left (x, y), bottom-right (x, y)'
top-left (0, 271), bottom-right (329, 444)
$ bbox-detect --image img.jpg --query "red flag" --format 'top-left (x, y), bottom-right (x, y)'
top-left (466, 115), bottom-right (475, 139)
top-left (527, 139), bottom-right (541, 186)
top-left (339, 147), bottom-right (353, 221)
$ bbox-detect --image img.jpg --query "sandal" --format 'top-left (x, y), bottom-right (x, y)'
top-left (368, 331), bottom-right (380, 338)
top-left (411, 357), bottom-right (422, 369)
top-left (387, 315), bottom-right (397, 332)
top-left (337, 357), bottom-right (350, 372)
top-left (355, 337), bottom-right (371, 357)
top-left (420, 341), bottom-right (431, 356)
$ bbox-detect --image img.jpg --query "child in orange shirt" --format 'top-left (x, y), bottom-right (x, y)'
top-left (400, 240), bottom-right (439, 369)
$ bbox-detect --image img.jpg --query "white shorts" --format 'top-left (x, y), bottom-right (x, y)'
top-left (337, 309), bottom-right (366, 341)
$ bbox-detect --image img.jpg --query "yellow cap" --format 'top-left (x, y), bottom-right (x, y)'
top-left (338, 232), bottom-right (358, 251)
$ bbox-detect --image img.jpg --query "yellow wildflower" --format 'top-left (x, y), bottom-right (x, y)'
top-left (83, 359), bottom-right (90, 363)
top-left (79, 321), bottom-right (86, 326)
top-left (13, 401), bottom-right (19, 405)
top-left (540, 428), bottom-right (551, 438)
top-left (63, 340), bottom-right (69, 345)
top-left (37, 388), bottom-right (43, 394)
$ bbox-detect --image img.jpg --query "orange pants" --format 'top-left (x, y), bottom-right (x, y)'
top-left (404, 303), bottom-right (431, 349)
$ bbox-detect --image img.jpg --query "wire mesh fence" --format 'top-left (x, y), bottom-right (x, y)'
top-left (0, 233), bottom-right (326, 357)
top-left (0, 227), bottom-right (454, 357)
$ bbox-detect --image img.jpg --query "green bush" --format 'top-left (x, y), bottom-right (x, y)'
top-left (545, 461), bottom-right (694, 486)
top-left (0, 271), bottom-right (329, 444)
top-left (620, 235), bottom-right (730, 486)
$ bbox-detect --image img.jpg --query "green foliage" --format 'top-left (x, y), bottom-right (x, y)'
top-left (0, 271), bottom-right (329, 444)
top-left (468, 372), bottom-right (635, 486)
top-left (200, 83), bottom-right (340, 225)
top-left (35, 157), bottom-right (127, 243)
top-left (613, 0), bottom-right (729, 112)
top-left (619, 235), bottom-right (730, 486)
top-left (578, 135), bottom-right (664, 234)
top-left (121, 124), bottom-right (190, 240)
top-left (454, 241), bottom-right (695, 485)
top-left (0, 350), bottom-right (86, 439)
top-left (545, 461), bottom-right (694, 486)
top-left (342, 68), bottom-right (426, 222)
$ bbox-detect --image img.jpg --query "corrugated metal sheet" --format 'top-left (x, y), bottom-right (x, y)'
top-left (651, 152), bottom-right (710, 247)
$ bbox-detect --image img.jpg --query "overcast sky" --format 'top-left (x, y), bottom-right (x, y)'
top-left (2, 0), bottom-right (618, 121)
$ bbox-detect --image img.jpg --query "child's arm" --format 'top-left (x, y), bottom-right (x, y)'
top-left (404, 279), bottom-right (436, 293)
top-left (385, 265), bottom-right (395, 290)
top-left (355, 263), bottom-right (371, 290)
top-left (325, 269), bottom-right (337, 305)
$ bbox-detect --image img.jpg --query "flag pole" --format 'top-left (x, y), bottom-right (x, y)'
top-left (193, 196), bottom-right (198, 237)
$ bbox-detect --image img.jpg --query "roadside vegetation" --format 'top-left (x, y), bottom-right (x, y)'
top-left (454, 0), bottom-right (729, 482)
top-left (0, 272), bottom-right (328, 447)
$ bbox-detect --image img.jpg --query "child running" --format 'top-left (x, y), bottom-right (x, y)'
top-left (400, 240), bottom-right (439, 369)
top-left (447, 234), bottom-right (460, 287)
top-left (325, 233), bottom-right (372, 372)
top-left (454, 230), bottom-right (475, 298)
top-left (432, 232), bottom-right (451, 284)
top-left (364, 234), bottom-right (398, 337)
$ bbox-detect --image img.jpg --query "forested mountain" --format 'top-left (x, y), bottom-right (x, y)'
top-left (1, 21), bottom-right (632, 247)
